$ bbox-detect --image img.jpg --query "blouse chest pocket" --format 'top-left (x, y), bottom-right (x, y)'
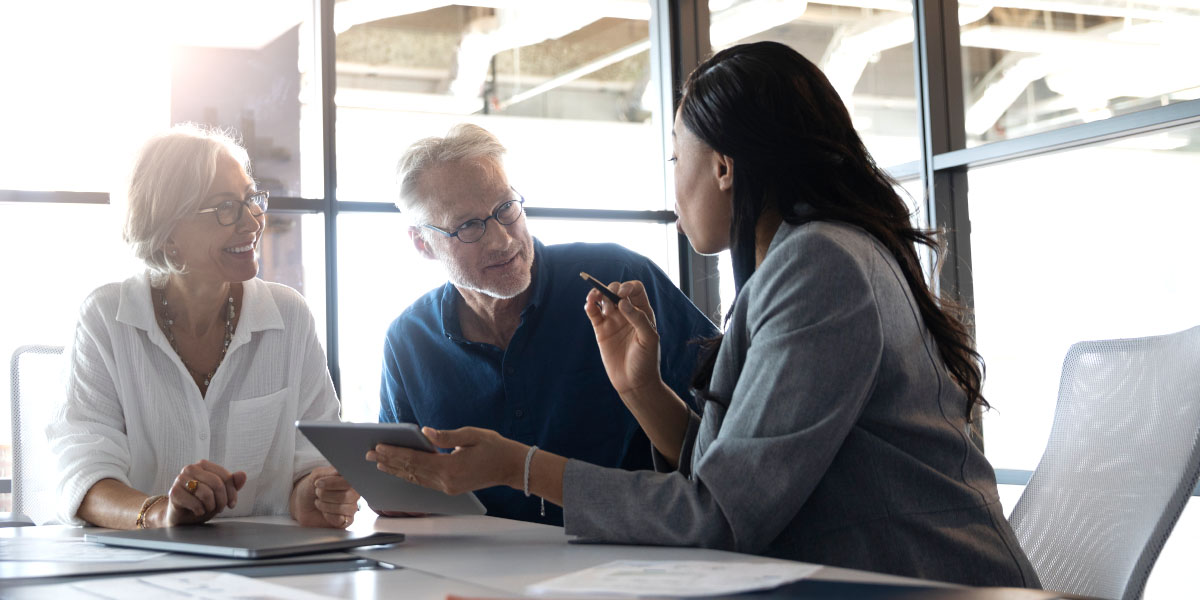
top-left (223, 388), bottom-right (289, 480)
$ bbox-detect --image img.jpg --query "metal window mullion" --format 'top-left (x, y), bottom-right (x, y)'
top-left (914, 0), bottom-right (981, 446)
top-left (933, 98), bottom-right (1200, 171)
top-left (914, 0), bottom-right (970, 303)
top-left (653, 0), bottom-right (720, 322)
top-left (319, 0), bottom-right (341, 397)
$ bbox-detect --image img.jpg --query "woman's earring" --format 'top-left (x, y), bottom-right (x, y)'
top-left (170, 249), bottom-right (178, 256)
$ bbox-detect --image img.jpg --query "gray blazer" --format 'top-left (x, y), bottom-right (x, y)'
top-left (562, 220), bottom-right (1039, 588)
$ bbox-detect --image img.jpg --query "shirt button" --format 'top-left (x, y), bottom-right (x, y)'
top-left (199, 432), bottom-right (208, 441)
top-left (514, 409), bottom-right (524, 418)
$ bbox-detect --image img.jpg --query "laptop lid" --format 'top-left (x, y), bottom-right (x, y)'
top-left (84, 521), bottom-right (405, 559)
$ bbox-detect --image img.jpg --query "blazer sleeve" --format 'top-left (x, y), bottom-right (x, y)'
top-left (562, 231), bottom-right (884, 554)
top-left (46, 298), bottom-right (134, 525)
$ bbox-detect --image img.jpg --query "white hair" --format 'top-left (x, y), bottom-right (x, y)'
top-left (395, 123), bottom-right (507, 224)
top-left (122, 123), bottom-right (249, 284)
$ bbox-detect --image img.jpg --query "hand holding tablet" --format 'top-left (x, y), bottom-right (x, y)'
top-left (296, 422), bottom-right (486, 516)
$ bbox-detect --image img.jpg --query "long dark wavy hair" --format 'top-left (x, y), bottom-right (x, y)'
top-left (684, 41), bottom-right (986, 417)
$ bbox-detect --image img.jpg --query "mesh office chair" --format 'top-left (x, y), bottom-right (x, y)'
top-left (1008, 325), bottom-right (1200, 600)
top-left (8, 344), bottom-right (65, 525)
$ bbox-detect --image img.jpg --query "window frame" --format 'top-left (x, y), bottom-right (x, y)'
top-left (7, 0), bottom-right (1199, 501)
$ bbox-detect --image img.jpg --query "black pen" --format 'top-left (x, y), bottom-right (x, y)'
top-left (580, 271), bottom-right (621, 305)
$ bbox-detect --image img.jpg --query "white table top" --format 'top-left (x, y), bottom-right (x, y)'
top-left (0, 513), bottom-right (948, 599)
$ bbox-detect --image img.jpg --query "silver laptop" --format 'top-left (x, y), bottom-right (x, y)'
top-left (85, 521), bottom-right (405, 559)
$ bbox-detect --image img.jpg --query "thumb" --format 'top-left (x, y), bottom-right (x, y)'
top-left (232, 471), bottom-right (248, 490)
top-left (423, 426), bottom-right (479, 449)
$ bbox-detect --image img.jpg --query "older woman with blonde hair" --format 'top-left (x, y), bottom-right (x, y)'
top-left (47, 124), bottom-right (359, 529)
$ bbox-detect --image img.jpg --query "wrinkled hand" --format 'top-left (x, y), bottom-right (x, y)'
top-left (583, 279), bottom-right (664, 397)
top-left (367, 427), bottom-right (526, 497)
top-left (294, 466), bottom-right (361, 528)
top-left (162, 460), bottom-right (247, 527)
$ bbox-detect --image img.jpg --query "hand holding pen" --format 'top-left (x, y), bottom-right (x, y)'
top-left (581, 275), bottom-right (664, 399)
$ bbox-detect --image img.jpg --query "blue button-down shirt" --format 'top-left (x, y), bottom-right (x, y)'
top-left (380, 239), bottom-right (717, 525)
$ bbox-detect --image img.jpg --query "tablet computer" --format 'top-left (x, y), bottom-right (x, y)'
top-left (296, 421), bottom-right (487, 516)
top-left (85, 521), bottom-right (405, 559)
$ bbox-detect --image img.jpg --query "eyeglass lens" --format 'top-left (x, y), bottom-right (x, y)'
top-left (456, 199), bottom-right (522, 243)
top-left (217, 193), bottom-right (268, 225)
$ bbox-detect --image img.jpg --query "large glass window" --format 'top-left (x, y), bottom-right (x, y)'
top-left (970, 125), bottom-right (1200, 471)
top-left (960, 1), bottom-right (1200, 146)
top-left (333, 3), bottom-right (666, 209)
top-left (0, 0), bottom-right (328, 512)
top-left (0, 1), bottom-right (324, 196)
top-left (710, 0), bottom-right (922, 167)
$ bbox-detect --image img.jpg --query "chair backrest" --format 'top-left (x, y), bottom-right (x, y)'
top-left (9, 344), bottom-right (65, 523)
top-left (1009, 325), bottom-right (1200, 600)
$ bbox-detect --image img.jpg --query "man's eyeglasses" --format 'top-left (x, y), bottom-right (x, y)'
top-left (423, 190), bottom-right (525, 244)
top-left (196, 191), bottom-right (269, 226)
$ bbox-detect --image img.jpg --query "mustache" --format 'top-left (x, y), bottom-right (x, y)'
top-left (482, 244), bottom-right (525, 265)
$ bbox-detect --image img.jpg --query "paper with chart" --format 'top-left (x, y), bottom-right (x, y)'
top-left (526, 559), bottom-right (820, 597)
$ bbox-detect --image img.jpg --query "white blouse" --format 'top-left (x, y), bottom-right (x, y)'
top-left (47, 273), bottom-right (340, 525)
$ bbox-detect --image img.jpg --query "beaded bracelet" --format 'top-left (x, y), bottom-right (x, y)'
top-left (523, 445), bottom-right (546, 517)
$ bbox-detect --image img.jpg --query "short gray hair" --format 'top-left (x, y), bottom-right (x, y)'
top-left (395, 123), bottom-right (507, 222)
top-left (122, 123), bottom-right (250, 284)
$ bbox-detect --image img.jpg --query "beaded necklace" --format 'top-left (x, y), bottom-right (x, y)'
top-left (155, 285), bottom-right (236, 391)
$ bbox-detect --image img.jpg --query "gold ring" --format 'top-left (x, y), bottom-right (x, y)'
top-left (185, 479), bottom-right (199, 493)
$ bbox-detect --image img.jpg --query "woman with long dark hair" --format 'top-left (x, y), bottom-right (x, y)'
top-left (369, 41), bottom-right (1039, 587)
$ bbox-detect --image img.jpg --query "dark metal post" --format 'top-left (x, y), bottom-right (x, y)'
top-left (651, 0), bottom-right (720, 322)
top-left (319, 0), bottom-right (341, 397)
top-left (913, 0), bottom-right (979, 444)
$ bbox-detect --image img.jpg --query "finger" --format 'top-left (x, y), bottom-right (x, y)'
top-left (180, 469), bottom-right (223, 513)
top-left (314, 475), bottom-right (353, 492)
top-left (192, 465), bottom-right (230, 511)
top-left (315, 487), bottom-right (359, 505)
top-left (583, 289), bottom-right (605, 324)
top-left (617, 298), bottom-right (658, 343)
top-left (371, 444), bottom-right (425, 466)
top-left (423, 426), bottom-right (481, 449)
top-left (169, 485), bottom-right (206, 517)
top-left (617, 281), bottom-right (655, 324)
top-left (310, 465), bottom-right (338, 479)
top-left (314, 499), bottom-right (358, 517)
top-left (323, 509), bottom-right (353, 529)
top-left (232, 471), bottom-right (248, 490)
top-left (370, 448), bottom-right (415, 478)
top-left (192, 460), bottom-right (231, 508)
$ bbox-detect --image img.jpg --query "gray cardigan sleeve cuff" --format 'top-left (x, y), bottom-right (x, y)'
top-left (650, 409), bottom-right (702, 474)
